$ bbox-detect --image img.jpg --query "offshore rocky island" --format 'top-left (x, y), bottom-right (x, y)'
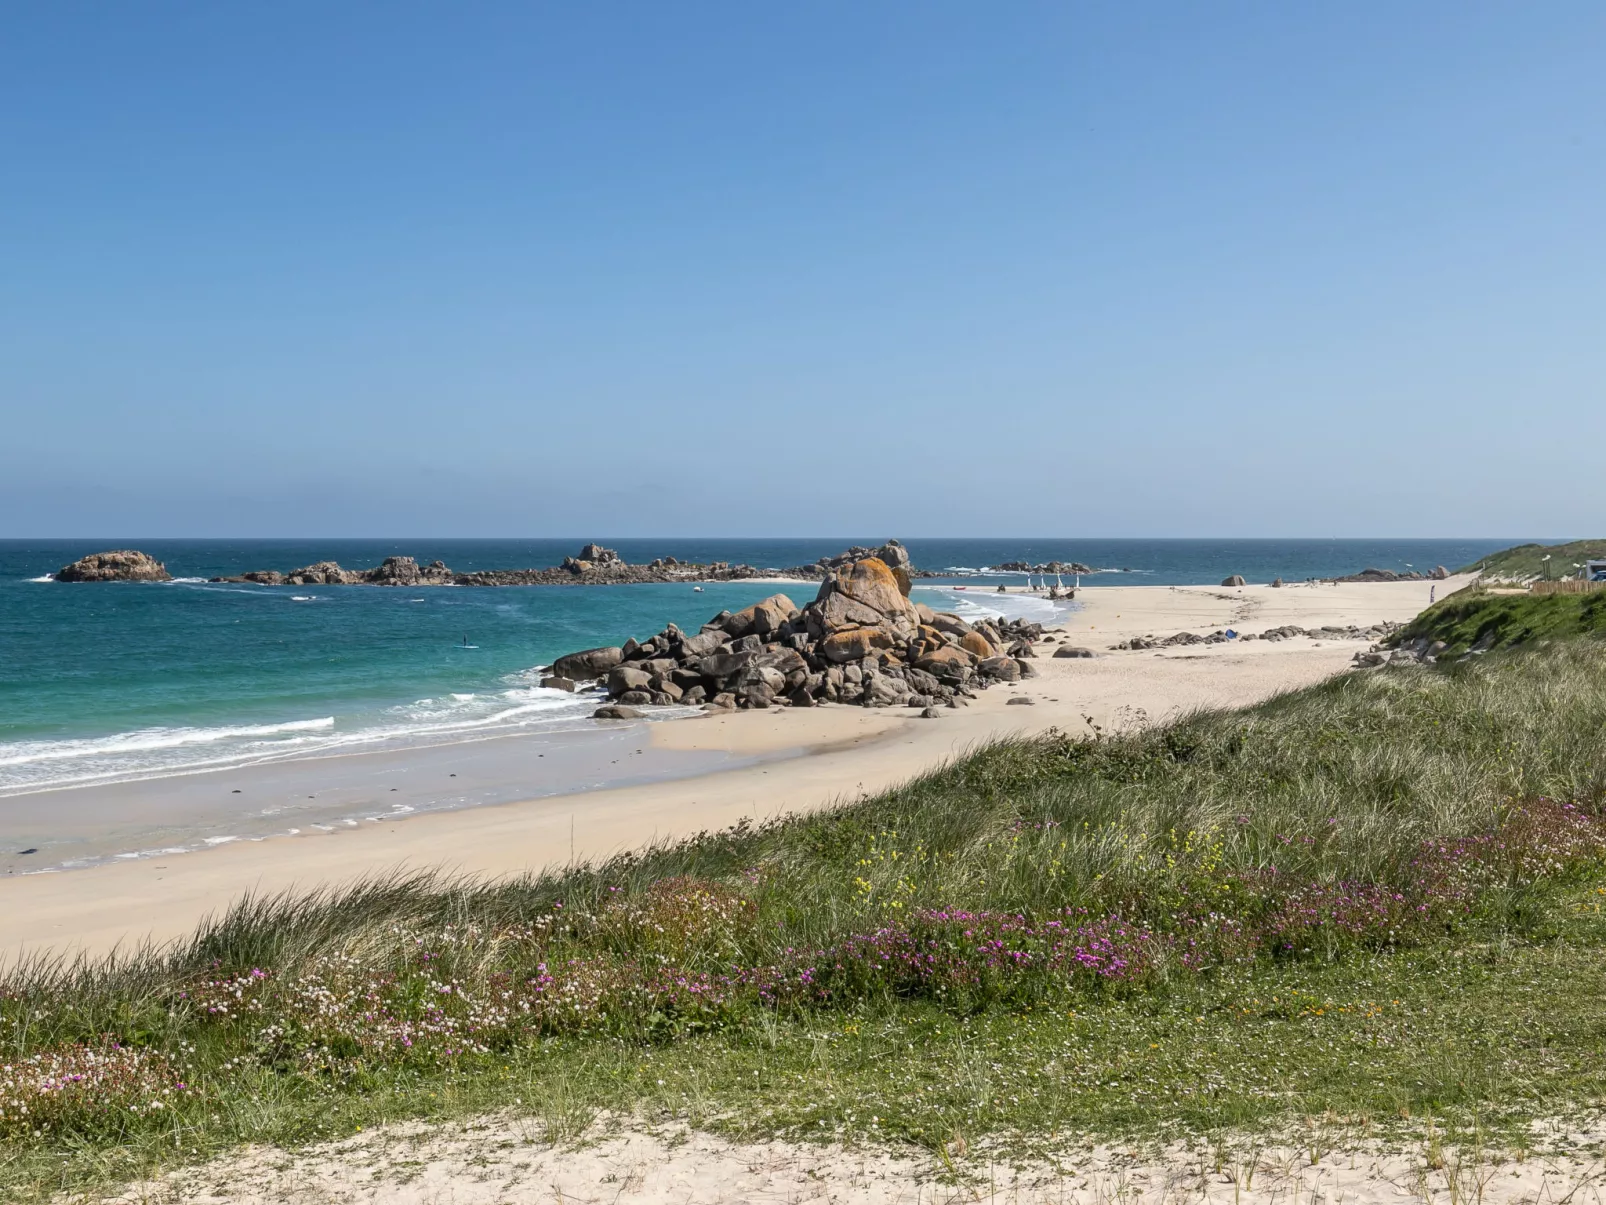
top-left (53, 540), bottom-right (970, 587)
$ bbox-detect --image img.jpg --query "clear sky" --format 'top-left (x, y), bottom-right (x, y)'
top-left (2, 3), bottom-right (1602, 538)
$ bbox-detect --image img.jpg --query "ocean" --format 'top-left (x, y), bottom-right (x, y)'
top-left (0, 537), bottom-right (1510, 864)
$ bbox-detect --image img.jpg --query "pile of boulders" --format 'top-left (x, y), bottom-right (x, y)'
top-left (547, 546), bottom-right (1048, 715)
top-left (55, 550), bottom-right (173, 582)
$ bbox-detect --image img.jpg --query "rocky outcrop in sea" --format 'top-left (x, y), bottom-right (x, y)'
top-left (993, 560), bottom-right (1094, 575)
top-left (54, 551), bottom-right (173, 583)
top-left (1329, 566), bottom-right (1449, 583)
top-left (205, 540), bottom-right (966, 588)
top-left (547, 545), bottom-right (1047, 713)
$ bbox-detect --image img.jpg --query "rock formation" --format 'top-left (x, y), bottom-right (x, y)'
top-left (1221, 575), bottom-right (1247, 587)
top-left (1329, 567), bottom-right (1429, 583)
top-left (214, 539), bottom-right (940, 589)
top-left (550, 549), bottom-right (1048, 712)
top-left (995, 560), bottom-right (1094, 575)
top-left (55, 550), bottom-right (173, 583)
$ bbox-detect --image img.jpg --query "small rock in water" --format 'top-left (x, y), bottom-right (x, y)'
top-left (18, 848), bottom-right (37, 855)
top-left (593, 705), bottom-right (644, 720)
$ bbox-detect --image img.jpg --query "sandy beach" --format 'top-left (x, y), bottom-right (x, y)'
top-left (0, 576), bottom-right (1466, 961)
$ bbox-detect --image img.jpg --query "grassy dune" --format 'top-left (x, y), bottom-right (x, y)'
top-left (1391, 587), bottom-right (1606, 655)
top-left (1456, 539), bottom-right (1606, 580)
top-left (6, 642), bottom-right (1606, 1197)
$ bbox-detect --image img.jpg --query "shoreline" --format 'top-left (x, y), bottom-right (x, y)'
top-left (0, 577), bottom-right (1470, 961)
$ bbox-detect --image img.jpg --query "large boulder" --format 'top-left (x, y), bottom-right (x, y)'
top-left (1221, 575), bottom-right (1247, 588)
top-left (607, 665), bottom-right (653, 697)
top-left (286, 561), bottom-right (359, 585)
top-left (861, 672), bottom-right (911, 707)
top-left (978, 655), bottom-right (1022, 682)
top-left (551, 646), bottom-right (624, 681)
top-left (724, 593), bottom-right (797, 639)
top-left (928, 612), bottom-right (974, 638)
top-left (578, 544), bottom-right (620, 564)
top-left (678, 629), bottom-right (727, 658)
top-left (364, 556), bottom-right (454, 586)
top-left (818, 627), bottom-right (895, 664)
top-left (696, 651), bottom-right (758, 679)
top-left (874, 539), bottom-right (914, 596)
top-left (808, 591), bottom-right (886, 635)
top-left (1431, 565), bottom-right (1449, 580)
top-left (55, 550), bottom-right (172, 583)
top-left (914, 645), bottom-right (975, 682)
top-left (818, 557), bottom-right (911, 620)
top-left (958, 630), bottom-right (995, 658)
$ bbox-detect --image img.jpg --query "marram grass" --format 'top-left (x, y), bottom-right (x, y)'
top-left (6, 641), bottom-right (1606, 1199)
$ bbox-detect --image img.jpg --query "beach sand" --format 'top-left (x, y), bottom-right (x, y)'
top-left (0, 577), bottom-right (1467, 961)
top-left (99, 1111), bottom-right (1606, 1205)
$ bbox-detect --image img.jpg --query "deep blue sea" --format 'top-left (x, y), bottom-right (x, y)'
top-left (0, 538), bottom-right (1512, 796)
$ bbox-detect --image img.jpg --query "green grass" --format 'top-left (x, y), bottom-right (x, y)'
top-left (1390, 588), bottom-right (1606, 656)
top-left (7, 642), bottom-right (1606, 1199)
top-left (1456, 539), bottom-right (1606, 580)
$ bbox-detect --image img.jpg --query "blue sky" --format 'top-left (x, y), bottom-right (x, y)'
top-left (2, 3), bottom-right (1602, 537)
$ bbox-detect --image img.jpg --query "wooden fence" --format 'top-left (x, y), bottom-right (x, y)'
top-left (1531, 579), bottom-right (1606, 596)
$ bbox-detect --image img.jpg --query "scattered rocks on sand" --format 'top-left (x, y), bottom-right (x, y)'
top-left (1362, 636), bottom-right (1452, 668)
top-left (1052, 646), bottom-right (1095, 658)
top-left (1113, 622), bottom-right (1399, 651)
top-left (547, 546), bottom-right (1048, 712)
top-left (55, 550), bottom-right (173, 582)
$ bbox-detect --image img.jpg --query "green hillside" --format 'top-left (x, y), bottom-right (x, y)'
top-left (1456, 539), bottom-right (1606, 579)
top-left (1390, 586), bottom-right (1606, 655)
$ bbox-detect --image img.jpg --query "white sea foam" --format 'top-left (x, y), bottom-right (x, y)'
top-left (0, 718), bottom-right (337, 769)
top-left (26, 574), bottom-right (56, 582)
top-left (914, 586), bottom-right (1073, 624)
top-left (0, 679), bottom-right (599, 797)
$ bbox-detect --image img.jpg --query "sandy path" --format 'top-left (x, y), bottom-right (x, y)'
top-left (0, 578), bottom-right (1466, 962)
top-left (97, 1113), bottom-right (1606, 1205)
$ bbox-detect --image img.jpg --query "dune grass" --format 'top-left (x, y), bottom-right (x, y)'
top-left (6, 642), bottom-right (1606, 1198)
top-left (1456, 539), bottom-right (1606, 580)
top-left (1390, 587), bottom-right (1606, 656)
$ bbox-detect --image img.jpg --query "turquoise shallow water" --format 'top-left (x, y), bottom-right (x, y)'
top-left (0, 538), bottom-right (1513, 796)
